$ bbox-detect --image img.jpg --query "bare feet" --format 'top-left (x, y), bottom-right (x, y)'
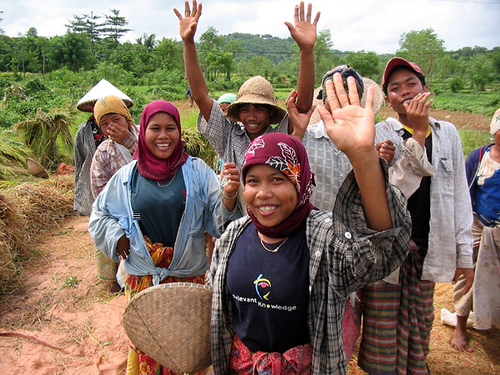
top-left (451, 319), bottom-right (473, 352)
top-left (108, 280), bottom-right (123, 294)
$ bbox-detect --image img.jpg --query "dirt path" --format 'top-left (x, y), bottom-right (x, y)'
top-left (0, 215), bottom-right (129, 374)
top-left (0, 214), bottom-right (498, 374)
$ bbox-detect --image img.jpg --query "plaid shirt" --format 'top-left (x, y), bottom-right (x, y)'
top-left (376, 117), bottom-right (473, 281)
top-left (90, 125), bottom-right (139, 199)
top-left (197, 99), bottom-right (289, 171)
top-left (302, 120), bottom-right (352, 211)
top-left (208, 166), bottom-right (411, 374)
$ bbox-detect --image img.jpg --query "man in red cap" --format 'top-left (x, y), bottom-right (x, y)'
top-left (357, 57), bottom-right (474, 375)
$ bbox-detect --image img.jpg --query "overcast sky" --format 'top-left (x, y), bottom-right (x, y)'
top-left (1, 0), bottom-right (499, 54)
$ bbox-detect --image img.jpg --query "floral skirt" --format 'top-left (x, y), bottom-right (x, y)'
top-left (229, 334), bottom-right (312, 375)
top-left (125, 237), bottom-right (206, 375)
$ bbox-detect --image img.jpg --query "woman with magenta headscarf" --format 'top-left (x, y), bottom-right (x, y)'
top-left (208, 74), bottom-right (412, 374)
top-left (89, 100), bottom-right (241, 374)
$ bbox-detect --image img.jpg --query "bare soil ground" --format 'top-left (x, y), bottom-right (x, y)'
top-left (378, 106), bottom-right (492, 132)
top-left (0, 213), bottom-right (498, 374)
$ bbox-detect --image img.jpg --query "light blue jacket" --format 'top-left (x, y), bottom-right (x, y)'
top-left (89, 157), bottom-right (240, 285)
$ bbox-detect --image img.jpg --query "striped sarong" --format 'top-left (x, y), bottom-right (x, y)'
top-left (358, 241), bottom-right (435, 375)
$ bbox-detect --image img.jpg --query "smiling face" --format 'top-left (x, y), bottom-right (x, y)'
top-left (385, 68), bottom-right (429, 117)
top-left (145, 112), bottom-right (180, 159)
top-left (238, 104), bottom-right (272, 139)
top-left (244, 164), bottom-right (298, 228)
top-left (99, 113), bottom-right (130, 136)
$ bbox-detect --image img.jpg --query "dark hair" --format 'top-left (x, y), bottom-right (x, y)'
top-left (318, 65), bottom-right (364, 101)
top-left (383, 66), bottom-right (426, 95)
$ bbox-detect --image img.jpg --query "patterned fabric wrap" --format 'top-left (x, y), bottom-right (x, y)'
top-left (125, 236), bottom-right (206, 375)
top-left (358, 240), bottom-right (435, 375)
top-left (133, 100), bottom-right (188, 183)
top-left (229, 333), bottom-right (312, 374)
top-left (241, 132), bottom-right (315, 238)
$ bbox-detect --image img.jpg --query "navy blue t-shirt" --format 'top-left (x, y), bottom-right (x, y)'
top-left (227, 223), bottom-right (310, 353)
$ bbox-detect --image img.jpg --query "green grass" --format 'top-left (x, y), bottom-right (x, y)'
top-left (459, 129), bottom-right (493, 157)
top-left (432, 91), bottom-right (499, 116)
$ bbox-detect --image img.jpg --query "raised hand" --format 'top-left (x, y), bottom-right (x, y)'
top-left (106, 122), bottom-right (130, 144)
top-left (405, 92), bottom-right (433, 146)
top-left (286, 89), bottom-right (316, 140)
top-left (284, 1), bottom-right (320, 50)
top-left (220, 162), bottom-right (240, 203)
top-left (317, 73), bottom-right (376, 162)
top-left (174, 0), bottom-right (202, 42)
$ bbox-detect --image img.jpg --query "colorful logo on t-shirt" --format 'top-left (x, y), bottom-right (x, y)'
top-left (254, 273), bottom-right (272, 301)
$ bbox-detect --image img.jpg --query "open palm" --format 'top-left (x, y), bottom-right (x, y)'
top-left (174, 0), bottom-right (201, 41)
top-left (284, 2), bottom-right (320, 49)
top-left (318, 74), bottom-right (375, 158)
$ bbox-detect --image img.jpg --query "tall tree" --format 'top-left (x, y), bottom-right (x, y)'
top-left (153, 38), bottom-right (183, 71)
top-left (314, 30), bottom-right (337, 83)
top-left (66, 11), bottom-right (103, 55)
top-left (48, 33), bottom-right (95, 72)
top-left (345, 51), bottom-right (380, 80)
top-left (136, 33), bottom-right (157, 52)
top-left (102, 9), bottom-right (131, 43)
top-left (199, 27), bottom-right (236, 82)
top-left (397, 28), bottom-right (445, 84)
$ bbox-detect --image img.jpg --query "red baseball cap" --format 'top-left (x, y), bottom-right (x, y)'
top-left (382, 57), bottom-right (425, 90)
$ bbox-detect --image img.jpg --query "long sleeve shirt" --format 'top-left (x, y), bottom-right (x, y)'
top-left (375, 117), bottom-right (473, 281)
top-left (89, 158), bottom-right (241, 286)
top-left (90, 125), bottom-right (139, 198)
top-left (208, 165), bottom-right (412, 374)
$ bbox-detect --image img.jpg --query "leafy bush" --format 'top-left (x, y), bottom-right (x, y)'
top-left (449, 77), bottom-right (463, 93)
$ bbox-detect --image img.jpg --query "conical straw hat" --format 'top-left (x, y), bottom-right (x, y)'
top-left (76, 79), bottom-right (134, 113)
top-left (26, 158), bottom-right (49, 179)
top-left (122, 282), bottom-right (212, 374)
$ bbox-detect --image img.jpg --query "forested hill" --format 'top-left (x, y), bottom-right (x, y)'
top-left (224, 32), bottom-right (299, 63)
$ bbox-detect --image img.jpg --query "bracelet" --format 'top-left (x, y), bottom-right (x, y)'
top-left (292, 132), bottom-right (304, 139)
top-left (222, 190), bottom-right (238, 200)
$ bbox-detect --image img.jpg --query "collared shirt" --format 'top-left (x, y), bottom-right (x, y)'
top-left (208, 166), bottom-right (412, 374)
top-left (302, 121), bottom-right (352, 211)
top-left (197, 98), bottom-right (289, 171)
top-left (90, 125), bottom-right (139, 198)
top-left (375, 117), bottom-right (473, 281)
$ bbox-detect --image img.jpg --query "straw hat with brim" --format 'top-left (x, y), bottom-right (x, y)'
top-left (26, 158), bottom-right (49, 179)
top-left (122, 282), bottom-right (212, 374)
top-left (227, 75), bottom-right (287, 124)
top-left (308, 77), bottom-right (384, 125)
top-left (76, 79), bottom-right (134, 113)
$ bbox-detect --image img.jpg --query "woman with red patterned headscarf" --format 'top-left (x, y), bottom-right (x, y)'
top-left (208, 74), bottom-right (412, 375)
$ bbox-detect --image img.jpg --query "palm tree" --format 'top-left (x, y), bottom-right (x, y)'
top-left (13, 109), bottom-right (72, 169)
